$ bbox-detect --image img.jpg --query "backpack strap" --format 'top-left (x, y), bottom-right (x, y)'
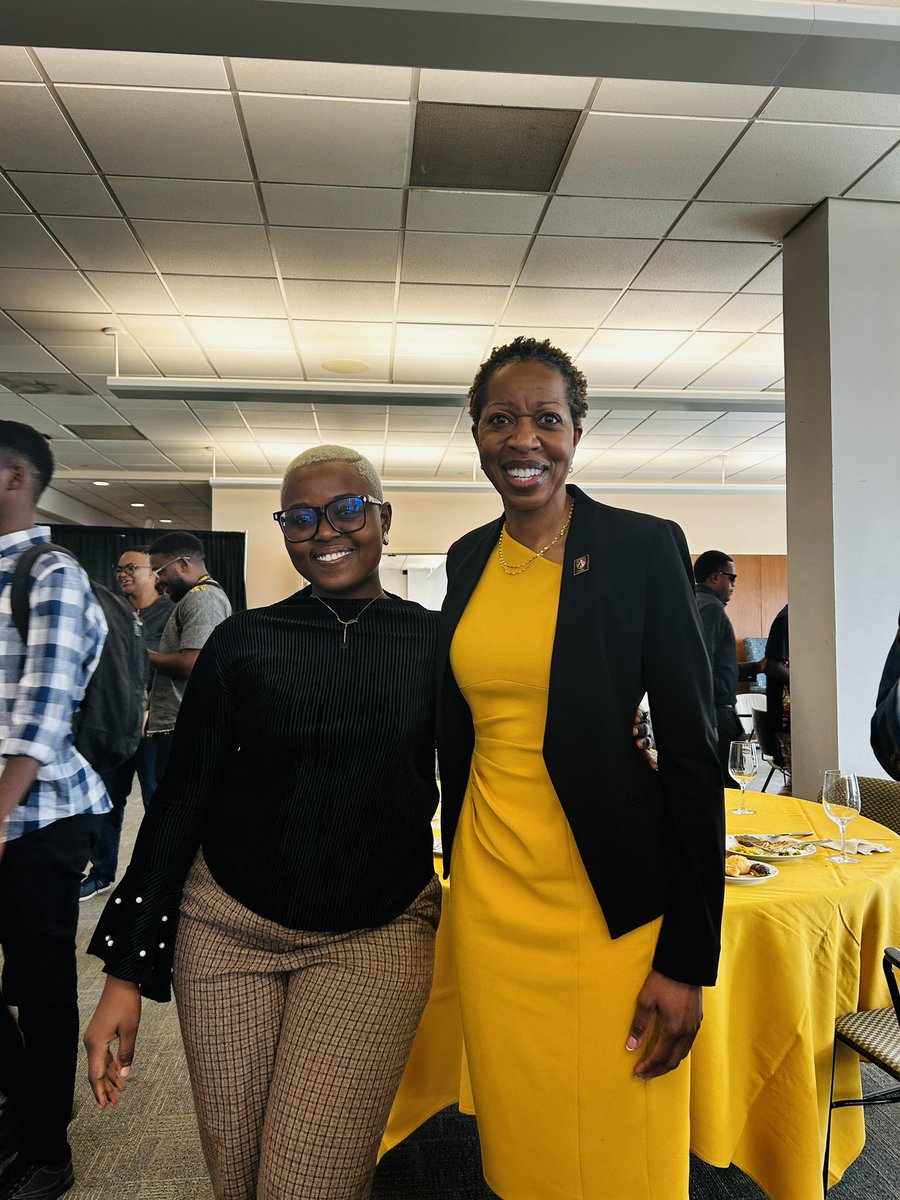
top-left (10, 543), bottom-right (76, 644)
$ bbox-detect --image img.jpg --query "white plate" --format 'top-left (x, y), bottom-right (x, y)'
top-left (726, 835), bottom-right (816, 862)
top-left (725, 863), bottom-right (779, 884)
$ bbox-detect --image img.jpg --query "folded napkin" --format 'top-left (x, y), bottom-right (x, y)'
top-left (814, 838), bottom-right (892, 855)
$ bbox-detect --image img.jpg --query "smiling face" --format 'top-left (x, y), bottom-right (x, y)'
top-left (473, 360), bottom-right (582, 517)
top-left (114, 550), bottom-right (155, 604)
top-left (280, 460), bottom-right (391, 599)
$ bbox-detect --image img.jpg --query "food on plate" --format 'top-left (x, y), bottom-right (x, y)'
top-left (733, 835), bottom-right (809, 857)
top-left (725, 853), bottom-right (775, 878)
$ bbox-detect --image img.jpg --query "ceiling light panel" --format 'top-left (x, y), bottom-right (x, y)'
top-left (519, 237), bottom-right (655, 289)
top-left (406, 189), bottom-right (544, 235)
top-left (633, 241), bottom-right (777, 292)
top-left (401, 231), bottom-right (531, 286)
top-left (270, 227), bottom-right (399, 281)
top-left (700, 121), bottom-right (900, 204)
top-left (0, 215), bottom-right (73, 269)
top-left (411, 103), bottom-right (578, 192)
top-left (231, 58), bottom-right (412, 100)
top-left (0, 84), bottom-right (94, 173)
top-left (592, 79), bottom-right (770, 119)
top-left (241, 95), bottom-right (411, 187)
top-left (262, 184), bottom-right (402, 229)
top-left (35, 48), bottom-right (229, 89)
top-left (10, 172), bottom-right (119, 217)
top-left (132, 221), bottom-right (275, 276)
top-left (558, 114), bottom-right (745, 200)
top-left (45, 216), bottom-right (152, 272)
top-left (58, 86), bottom-right (253, 180)
top-left (110, 177), bottom-right (262, 223)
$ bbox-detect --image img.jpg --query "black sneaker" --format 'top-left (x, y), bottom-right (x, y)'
top-left (0, 1154), bottom-right (74, 1200)
top-left (79, 876), bottom-right (111, 902)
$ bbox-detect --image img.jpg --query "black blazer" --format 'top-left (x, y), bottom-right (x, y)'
top-left (436, 486), bottom-right (725, 987)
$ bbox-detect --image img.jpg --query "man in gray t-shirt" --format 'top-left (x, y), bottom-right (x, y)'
top-left (147, 532), bottom-right (232, 780)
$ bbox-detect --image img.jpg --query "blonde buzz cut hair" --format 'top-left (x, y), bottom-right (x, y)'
top-left (281, 444), bottom-right (383, 506)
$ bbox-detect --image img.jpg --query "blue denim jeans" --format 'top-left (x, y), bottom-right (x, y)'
top-left (87, 737), bottom-right (157, 884)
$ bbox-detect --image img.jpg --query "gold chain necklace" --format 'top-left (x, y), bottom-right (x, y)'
top-left (497, 499), bottom-right (574, 576)
top-left (314, 592), bottom-right (384, 649)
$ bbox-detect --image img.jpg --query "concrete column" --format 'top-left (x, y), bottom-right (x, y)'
top-left (782, 198), bottom-right (900, 798)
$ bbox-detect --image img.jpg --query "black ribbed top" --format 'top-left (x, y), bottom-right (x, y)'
top-left (88, 589), bottom-right (439, 1000)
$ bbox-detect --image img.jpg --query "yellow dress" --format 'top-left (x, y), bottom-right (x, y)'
top-left (449, 535), bottom-right (690, 1200)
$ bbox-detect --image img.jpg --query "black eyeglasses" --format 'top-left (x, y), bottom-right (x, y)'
top-left (273, 495), bottom-right (383, 543)
top-left (718, 572), bottom-right (737, 583)
top-left (112, 563), bottom-right (147, 576)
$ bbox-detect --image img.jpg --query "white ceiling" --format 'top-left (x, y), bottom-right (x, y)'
top-left (1, 45), bottom-right (900, 526)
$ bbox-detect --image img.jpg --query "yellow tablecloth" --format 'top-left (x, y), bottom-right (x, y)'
top-left (380, 792), bottom-right (900, 1200)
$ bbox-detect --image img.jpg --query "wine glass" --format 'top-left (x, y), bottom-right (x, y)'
top-left (728, 740), bottom-right (759, 815)
top-left (821, 771), bottom-right (861, 864)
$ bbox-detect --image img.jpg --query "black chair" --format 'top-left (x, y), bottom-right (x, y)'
top-left (751, 706), bottom-right (780, 792)
top-left (823, 947), bottom-right (900, 1194)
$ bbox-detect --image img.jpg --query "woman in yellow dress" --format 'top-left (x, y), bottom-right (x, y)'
top-left (436, 337), bottom-right (724, 1199)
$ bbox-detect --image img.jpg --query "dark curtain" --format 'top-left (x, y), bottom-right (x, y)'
top-left (48, 526), bottom-right (247, 612)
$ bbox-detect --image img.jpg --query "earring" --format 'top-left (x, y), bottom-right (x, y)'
top-left (568, 466), bottom-right (574, 475)
top-left (382, 533), bottom-right (390, 545)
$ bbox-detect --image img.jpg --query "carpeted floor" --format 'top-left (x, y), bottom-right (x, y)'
top-left (65, 793), bottom-right (898, 1199)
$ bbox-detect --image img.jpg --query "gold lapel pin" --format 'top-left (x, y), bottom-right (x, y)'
top-left (573, 555), bottom-right (590, 575)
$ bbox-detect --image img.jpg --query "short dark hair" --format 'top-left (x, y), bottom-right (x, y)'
top-left (148, 532), bottom-right (205, 560)
top-left (468, 336), bottom-right (589, 427)
top-left (0, 420), bottom-right (54, 498)
top-left (693, 550), bottom-right (733, 586)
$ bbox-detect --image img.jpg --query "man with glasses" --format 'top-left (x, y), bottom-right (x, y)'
top-left (79, 549), bottom-right (174, 901)
top-left (145, 533), bottom-right (231, 781)
top-left (693, 550), bottom-right (764, 784)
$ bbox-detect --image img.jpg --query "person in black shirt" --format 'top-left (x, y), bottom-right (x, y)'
top-left (693, 550), bottom-right (763, 784)
top-left (83, 447), bottom-right (441, 1200)
top-left (764, 604), bottom-right (791, 793)
top-left (872, 610), bottom-right (900, 780)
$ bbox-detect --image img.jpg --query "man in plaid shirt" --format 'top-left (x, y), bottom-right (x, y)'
top-left (0, 421), bottom-right (110, 1200)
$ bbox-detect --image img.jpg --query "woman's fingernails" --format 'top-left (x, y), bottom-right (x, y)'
top-left (625, 1036), bottom-right (638, 1051)
top-left (120, 1065), bottom-right (131, 1078)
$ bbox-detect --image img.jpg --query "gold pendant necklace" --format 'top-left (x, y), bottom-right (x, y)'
top-left (497, 499), bottom-right (574, 576)
top-left (314, 592), bottom-right (384, 649)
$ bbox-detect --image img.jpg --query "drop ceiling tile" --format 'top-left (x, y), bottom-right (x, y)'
top-left (232, 59), bottom-right (412, 100)
top-left (503, 287), bottom-right (619, 326)
top-left (132, 221), bottom-right (275, 276)
top-left (36, 48), bottom-right (228, 88)
top-left (493, 327), bottom-right (588, 356)
top-left (392, 356), bottom-right (481, 384)
top-left (741, 257), bottom-right (782, 294)
top-left (262, 184), bottom-right (402, 229)
top-left (665, 331), bottom-right (749, 361)
top-left (47, 345), bottom-right (157, 374)
top-left (761, 87), bottom-right (900, 127)
top-left (402, 232), bottom-right (530, 286)
top-left (701, 121), bottom-right (899, 204)
top-left (0, 268), bottom-right (109, 312)
top-left (86, 272), bottom-right (176, 314)
top-left (189, 316), bottom-right (295, 352)
top-left (205, 349), bottom-right (303, 378)
top-left (395, 324), bottom-right (490, 357)
top-left (282, 280), bottom-right (395, 322)
top-left (846, 145), bottom-right (900, 201)
top-left (406, 190), bottom-right (544, 234)
top-left (0, 48), bottom-right (41, 83)
top-left (0, 344), bottom-right (68, 371)
top-left (763, 314), bottom-right (784, 333)
top-left (165, 275), bottom-right (286, 318)
top-left (7, 310), bottom-right (111, 333)
top-left (397, 284), bottom-right (507, 324)
top-left (702, 293), bottom-right (782, 331)
top-left (602, 290), bottom-right (730, 330)
top-left (540, 196), bottom-right (683, 238)
top-left (0, 177), bottom-right (29, 214)
top-left (272, 227), bottom-right (399, 282)
top-left (388, 409), bottom-right (460, 431)
top-left (418, 70), bottom-right (593, 109)
top-left (693, 362), bottom-right (785, 390)
top-left (558, 114), bottom-right (744, 200)
top-left (0, 215), bottom-right (73, 269)
top-left (670, 201), bottom-right (808, 242)
top-left (109, 177), bottom-right (261, 223)
top-left (242, 95), bottom-right (410, 187)
top-left (0, 314), bottom-right (32, 345)
top-left (119, 315), bottom-right (196, 346)
top-left (148, 348), bottom-right (216, 375)
top-left (724, 332), bottom-right (784, 365)
top-left (0, 84), bottom-right (94, 173)
top-left (519, 237), bottom-right (653, 289)
top-left (46, 216), bottom-right (152, 272)
top-left (632, 242), bottom-right (777, 292)
top-left (592, 79), bottom-right (770, 119)
top-left (58, 86), bottom-right (252, 180)
top-left (580, 360), bottom-right (655, 387)
top-left (295, 320), bottom-right (392, 356)
top-left (10, 172), bottom-right (120, 217)
top-left (26, 327), bottom-right (113, 346)
top-left (581, 329), bottom-right (687, 363)
top-left (381, 430), bottom-right (451, 448)
top-left (669, 433), bottom-right (749, 450)
top-left (638, 362), bottom-right (707, 388)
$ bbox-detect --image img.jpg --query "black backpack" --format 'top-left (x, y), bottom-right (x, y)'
top-left (11, 544), bottom-right (146, 776)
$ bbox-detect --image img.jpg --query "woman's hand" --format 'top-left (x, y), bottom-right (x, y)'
top-left (84, 975), bottom-right (142, 1107)
top-left (625, 969), bottom-right (702, 1080)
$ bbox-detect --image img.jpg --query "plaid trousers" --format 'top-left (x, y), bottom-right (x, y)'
top-left (173, 854), bottom-right (440, 1200)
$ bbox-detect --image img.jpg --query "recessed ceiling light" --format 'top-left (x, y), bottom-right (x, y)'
top-left (321, 358), bottom-right (369, 375)
top-left (159, 518), bottom-right (172, 524)
top-left (130, 502), bottom-right (145, 508)
top-left (92, 480), bottom-right (109, 487)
